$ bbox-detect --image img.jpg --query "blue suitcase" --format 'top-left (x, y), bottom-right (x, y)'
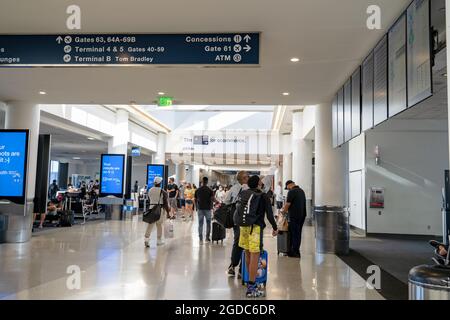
top-left (241, 250), bottom-right (268, 287)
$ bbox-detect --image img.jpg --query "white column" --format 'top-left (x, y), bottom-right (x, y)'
top-left (108, 109), bottom-right (129, 155)
top-left (4, 101), bottom-right (41, 242)
top-left (192, 165), bottom-right (201, 186)
top-left (282, 134), bottom-right (292, 196)
top-left (315, 103), bottom-right (345, 206)
top-left (107, 109), bottom-right (129, 197)
top-left (178, 163), bottom-right (186, 182)
top-left (155, 132), bottom-right (166, 165)
top-left (5, 102), bottom-right (40, 200)
top-left (291, 111), bottom-right (313, 200)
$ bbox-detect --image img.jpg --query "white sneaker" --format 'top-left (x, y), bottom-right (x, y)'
top-left (157, 239), bottom-right (165, 246)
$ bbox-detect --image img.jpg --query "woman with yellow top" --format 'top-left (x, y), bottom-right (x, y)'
top-left (184, 183), bottom-right (195, 221)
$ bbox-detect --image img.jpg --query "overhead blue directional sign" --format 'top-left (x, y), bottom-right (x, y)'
top-left (0, 33), bottom-right (259, 66)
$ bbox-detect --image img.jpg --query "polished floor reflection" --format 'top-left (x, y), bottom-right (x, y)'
top-left (0, 216), bottom-right (382, 300)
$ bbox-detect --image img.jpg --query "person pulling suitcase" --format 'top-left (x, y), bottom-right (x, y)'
top-left (194, 176), bottom-right (216, 244)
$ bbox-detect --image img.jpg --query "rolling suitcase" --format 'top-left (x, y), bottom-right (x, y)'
top-left (277, 231), bottom-right (290, 255)
top-left (212, 221), bottom-right (226, 244)
top-left (59, 210), bottom-right (74, 227)
top-left (241, 250), bottom-right (268, 288)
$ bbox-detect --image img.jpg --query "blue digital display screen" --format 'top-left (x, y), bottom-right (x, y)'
top-left (147, 165), bottom-right (165, 189)
top-left (100, 154), bottom-right (125, 196)
top-left (0, 131), bottom-right (28, 202)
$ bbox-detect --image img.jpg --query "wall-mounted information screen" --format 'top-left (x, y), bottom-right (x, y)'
top-left (337, 87), bottom-right (344, 146)
top-left (0, 130), bottom-right (29, 204)
top-left (332, 95), bottom-right (338, 148)
top-left (373, 35), bottom-right (388, 126)
top-left (344, 79), bottom-right (352, 143)
top-left (362, 52), bottom-right (374, 131)
top-left (351, 67), bottom-right (361, 138)
top-left (407, 0), bottom-right (432, 107)
top-left (388, 14), bottom-right (407, 117)
top-left (100, 154), bottom-right (125, 197)
top-left (147, 164), bottom-right (165, 189)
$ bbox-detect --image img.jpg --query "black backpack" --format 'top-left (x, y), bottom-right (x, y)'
top-left (235, 190), bottom-right (263, 227)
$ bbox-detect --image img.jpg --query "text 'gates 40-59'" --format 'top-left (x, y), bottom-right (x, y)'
top-left (0, 33), bottom-right (260, 66)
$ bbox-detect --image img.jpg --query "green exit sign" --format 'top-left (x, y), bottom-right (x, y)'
top-left (158, 96), bottom-right (173, 107)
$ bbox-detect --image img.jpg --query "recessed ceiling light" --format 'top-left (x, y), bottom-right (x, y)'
top-left (290, 57), bottom-right (300, 62)
top-left (282, 92), bottom-right (290, 96)
top-left (158, 92), bottom-right (165, 95)
top-left (73, 157), bottom-right (81, 160)
top-left (39, 91), bottom-right (46, 95)
top-left (87, 137), bottom-right (95, 140)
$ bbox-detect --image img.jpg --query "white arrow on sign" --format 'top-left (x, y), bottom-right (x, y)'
top-left (56, 36), bottom-right (63, 44)
top-left (244, 34), bottom-right (251, 42)
top-left (244, 45), bottom-right (251, 52)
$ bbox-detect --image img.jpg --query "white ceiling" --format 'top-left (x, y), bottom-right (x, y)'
top-left (0, 0), bottom-right (410, 105)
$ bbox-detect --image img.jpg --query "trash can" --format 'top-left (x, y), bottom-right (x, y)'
top-left (123, 199), bottom-right (134, 220)
top-left (0, 215), bottom-right (8, 243)
top-left (409, 265), bottom-right (450, 300)
top-left (314, 206), bottom-right (349, 255)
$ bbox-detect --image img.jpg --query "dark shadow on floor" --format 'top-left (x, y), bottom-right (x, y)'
top-left (339, 234), bottom-right (441, 300)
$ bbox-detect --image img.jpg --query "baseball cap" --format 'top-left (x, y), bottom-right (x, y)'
top-left (154, 176), bottom-right (163, 184)
top-left (285, 180), bottom-right (294, 190)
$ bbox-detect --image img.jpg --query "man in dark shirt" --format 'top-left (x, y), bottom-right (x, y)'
top-left (281, 180), bottom-right (307, 258)
top-left (195, 177), bottom-right (215, 244)
top-left (167, 178), bottom-right (179, 219)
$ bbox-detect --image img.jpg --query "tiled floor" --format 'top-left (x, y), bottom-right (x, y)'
top-left (0, 216), bottom-right (383, 300)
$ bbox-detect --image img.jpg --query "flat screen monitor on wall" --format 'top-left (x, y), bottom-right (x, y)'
top-left (99, 154), bottom-right (125, 197)
top-left (388, 13), bottom-right (407, 117)
top-left (147, 164), bottom-right (165, 189)
top-left (351, 67), bottom-right (361, 138)
top-left (373, 34), bottom-right (388, 126)
top-left (343, 79), bottom-right (352, 143)
top-left (362, 52), bottom-right (375, 131)
top-left (407, 0), bottom-right (432, 107)
top-left (337, 87), bottom-right (344, 146)
top-left (332, 95), bottom-right (338, 148)
top-left (0, 130), bottom-right (29, 205)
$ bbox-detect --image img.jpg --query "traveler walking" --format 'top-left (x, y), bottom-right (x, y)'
top-left (224, 170), bottom-right (249, 277)
top-left (194, 177), bottom-right (215, 244)
top-left (48, 180), bottom-right (59, 201)
top-left (167, 177), bottom-right (179, 219)
top-left (184, 183), bottom-right (195, 220)
top-left (178, 181), bottom-right (186, 218)
top-left (236, 175), bottom-right (278, 297)
top-left (215, 185), bottom-right (226, 203)
top-left (274, 181), bottom-right (284, 216)
top-left (280, 180), bottom-right (307, 258)
top-left (144, 177), bottom-right (170, 247)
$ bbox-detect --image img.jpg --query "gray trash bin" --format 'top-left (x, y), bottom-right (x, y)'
top-left (0, 215), bottom-right (8, 243)
top-left (409, 265), bottom-right (450, 300)
top-left (314, 206), bottom-right (349, 255)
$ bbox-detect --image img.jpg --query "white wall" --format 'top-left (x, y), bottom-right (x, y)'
top-left (348, 133), bottom-right (366, 230)
top-left (67, 162), bottom-right (100, 182)
top-left (41, 104), bottom-right (158, 152)
top-left (302, 105), bottom-right (316, 139)
top-left (131, 163), bottom-right (148, 189)
top-left (365, 119), bottom-right (448, 236)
